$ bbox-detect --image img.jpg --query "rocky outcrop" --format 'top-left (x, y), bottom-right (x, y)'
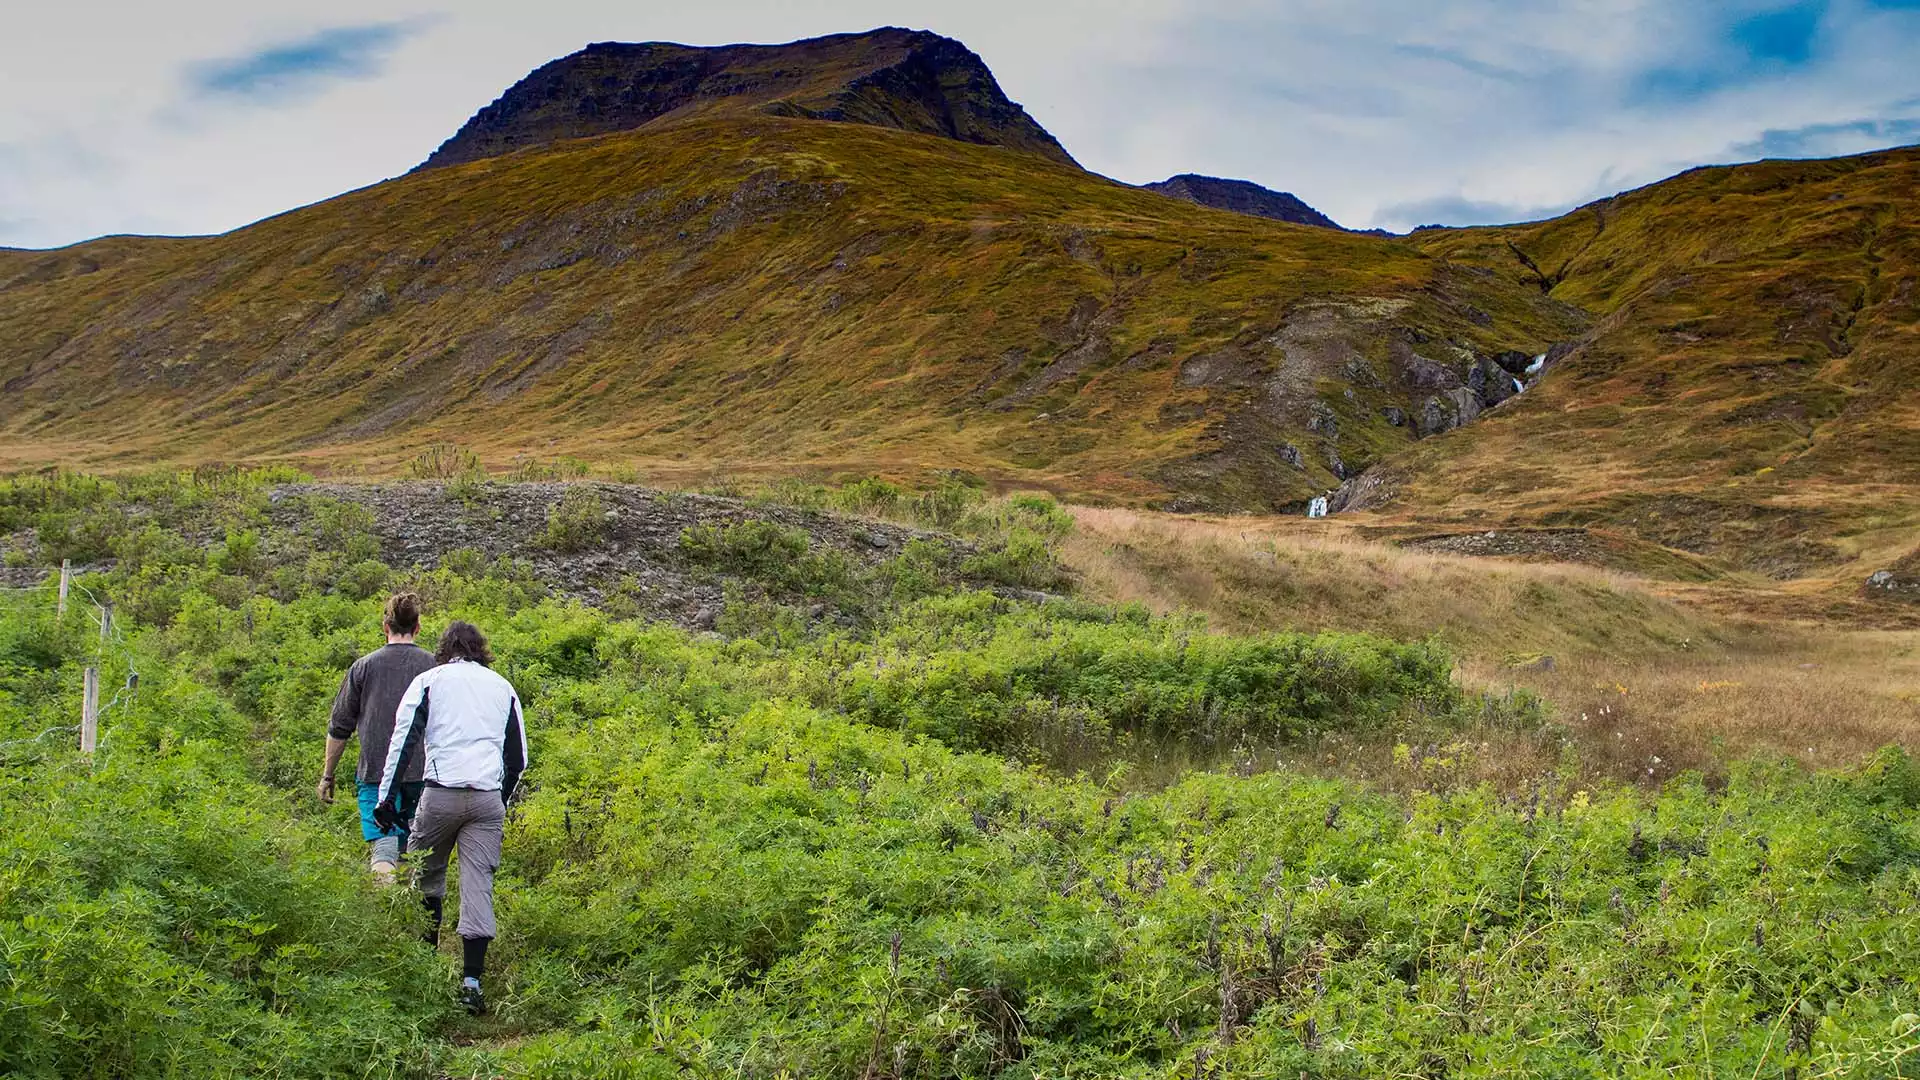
top-left (1864, 552), bottom-right (1920, 602)
top-left (1142, 174), bottom-right (1343, 230)
top-left (1310, 338), bottom-right (1577, 516)
top-left (1408, 341), bottom-right (1575, 440)
top-left (419, 28), bottom-right (1077, 171)
top-left (1326, 467), bottom-right (1401, 514)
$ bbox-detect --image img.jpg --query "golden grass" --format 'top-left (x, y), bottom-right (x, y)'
top-left (1064, 507), bottom-right (1720, 654)
top-left (0, 114), bottom-right (1572, 515)
top-left (1064, 506), bottom-right (1920, 784)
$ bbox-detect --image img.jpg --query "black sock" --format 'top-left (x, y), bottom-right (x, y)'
top-left (423, 895), bottom-right (444, 947)
top-left (462, 935), bottom-right (491, 980)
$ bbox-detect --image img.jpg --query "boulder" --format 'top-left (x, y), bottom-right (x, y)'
top-left (1307, 402), bottom-right (1340, 437)
top-left (1471, 357), bottom-right (1518, 407)
top-left (1446, 387), bottom-right (1482, 426)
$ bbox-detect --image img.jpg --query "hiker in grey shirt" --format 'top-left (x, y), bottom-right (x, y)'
top-left (317, 593), bottom-right (438, 884)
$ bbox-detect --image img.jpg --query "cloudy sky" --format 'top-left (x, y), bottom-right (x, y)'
top-left (4, 0), bottom-right (1919, 247)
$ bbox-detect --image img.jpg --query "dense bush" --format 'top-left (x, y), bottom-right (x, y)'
top-left (679, 520), bottom-right (857, 599)
top-left (803, 594), bottom-right (1462, 752)
top-left (538, 487), bottom-right (615, 553)
top-left (0, 621), bottom-right (448, 1079)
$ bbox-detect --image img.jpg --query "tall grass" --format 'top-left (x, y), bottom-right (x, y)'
top-left (1065, 506), bottom-right (1920, 783)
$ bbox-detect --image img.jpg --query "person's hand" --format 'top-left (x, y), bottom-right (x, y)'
top-left (371, 801), bottom-right (403, 834)
top-left (316, 773), bottom-right (336, 805)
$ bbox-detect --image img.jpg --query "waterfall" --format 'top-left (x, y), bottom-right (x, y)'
top-left (1525, 353), bottom-right (1547, 375)
top-left (1307, 496), bottom-right (1330, 519)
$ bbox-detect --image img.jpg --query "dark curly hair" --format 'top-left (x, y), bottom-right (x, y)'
top-left (435, 621), bottom-right (493, 666)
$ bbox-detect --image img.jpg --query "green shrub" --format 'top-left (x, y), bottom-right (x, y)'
top-left (960, 529), bottom-right (1069, 590)
top-left (678, 520), bottom-right (855, 598)
top-left (827, 596), bottom-right (1461, 751)
top-left (0, 749), bottom-right (450, 1077)
top-left (410, 443), bottom-right (485, 481)
top-left (538, 488), bottom-right (614, 553)
top-left (909, 476), bottom-right (984, 528)
top-left (305, 498), bottom-right (381, 563)
top-left (334, 559), bottom-right (392, 600)
top-left (879, 538), bottom-right (962, 601)
top-left (830, 476), bottom-right (904, 515)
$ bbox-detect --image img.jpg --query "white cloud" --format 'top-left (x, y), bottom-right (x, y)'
top-left (2, 0), bottom-right (1918, 247)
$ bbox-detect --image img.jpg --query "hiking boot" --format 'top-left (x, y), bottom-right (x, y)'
top-left (458, 978), bottom-right (486, 1017)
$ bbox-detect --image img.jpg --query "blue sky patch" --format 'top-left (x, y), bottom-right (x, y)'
top-left (1732, 1), bottom-right (1826, 64)
top-left (187, 23), bottom-right (422, 103)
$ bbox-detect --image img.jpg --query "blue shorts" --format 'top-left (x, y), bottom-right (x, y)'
top-left (356, 780), bottom-right (424, 843)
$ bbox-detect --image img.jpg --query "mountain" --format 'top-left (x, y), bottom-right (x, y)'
top-left (0, 111), bottom-right (1574, 512)
top-left (3, 31), bottom-right (1915, 587)
top-left (419, 28), bottom-right (1075, 171)
top-left (1143, 174), bottom-right (1343, 230)
top-left (1353, 147), bottom-right (1920, 582)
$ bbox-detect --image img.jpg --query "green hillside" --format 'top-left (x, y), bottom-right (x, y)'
top-left (1391, 148), bottom-right (1920, 582)
top-left (0, 115), bottom-right (1575, 510)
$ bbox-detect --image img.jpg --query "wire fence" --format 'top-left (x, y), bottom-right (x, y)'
top-left (0, 565), bottom-right (140, 764)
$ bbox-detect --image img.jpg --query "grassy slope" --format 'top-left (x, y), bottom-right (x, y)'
top-left (1397, 148), bottom-right (1920, 583)
top-left (0, 115), bottom-right (1574, 510)
top-left (1063, 507), bottom-right (1920, 782)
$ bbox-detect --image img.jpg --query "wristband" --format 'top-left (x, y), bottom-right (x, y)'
top-left (322, 773), bottom-right (335, 782)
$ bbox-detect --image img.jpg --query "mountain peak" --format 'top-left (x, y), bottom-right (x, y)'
top-left (418, 28), bottom-right (1076, 171)
top-left (1144, 174), bottom-right (1343, 230)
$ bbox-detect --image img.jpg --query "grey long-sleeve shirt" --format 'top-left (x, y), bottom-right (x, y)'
top-left (328, 642), bottom-right (438, 784)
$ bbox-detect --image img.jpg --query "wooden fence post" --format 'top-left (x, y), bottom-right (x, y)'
top-left (57, 559), bottom-right (71, 617)
top-left (99, 602), bottom-right (112, 646)
top-left (81, 666), bottom-right (99, 755)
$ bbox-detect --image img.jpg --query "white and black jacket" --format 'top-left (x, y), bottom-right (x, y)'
top-left (377, 659), bottom-right (529, 808)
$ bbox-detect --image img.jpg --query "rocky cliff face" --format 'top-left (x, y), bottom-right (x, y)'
top-left (1143, 174), bottom-right (1342, 230)
top-left (419, 28), bottom-right (1077, 171)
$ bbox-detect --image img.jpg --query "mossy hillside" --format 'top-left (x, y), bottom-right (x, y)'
top-left (0, 116), bottom-right (1574, 509)
top-left (1395, 147), bottom-right (1920, 579)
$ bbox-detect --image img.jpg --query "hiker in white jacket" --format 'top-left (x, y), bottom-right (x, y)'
top-left (374, 620), bottom-right (528, 1016)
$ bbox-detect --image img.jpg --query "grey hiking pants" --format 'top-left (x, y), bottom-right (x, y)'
top-left (410, 786), bottom-right (504, 940)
